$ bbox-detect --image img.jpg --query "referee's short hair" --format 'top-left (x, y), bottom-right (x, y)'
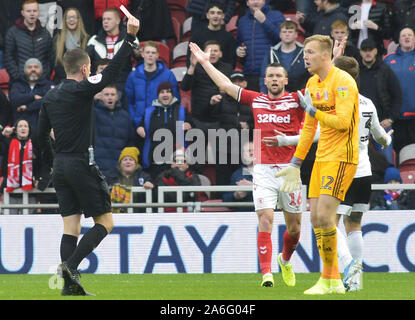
top-left (63, 48), bottom-right (90, 75)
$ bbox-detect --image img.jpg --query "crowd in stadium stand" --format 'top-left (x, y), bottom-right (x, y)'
top-left (0, 0), bottom-right (414, 213)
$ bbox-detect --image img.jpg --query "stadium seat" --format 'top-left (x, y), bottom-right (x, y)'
top-left (141, 41), bottom-right (171, 68)
top-left (172, 41), bottom-right (189, 67)
top-left (182, 17), bottom-right (192, 42)
top-left (234, 59), bottom-right (244, 72)
top-left (387, 41), bottom-right (399, 54)
top-left (197, 174), bottom-right (211, 200)
top-left (283, 13), bottom-right (306, 43)
top-left (201, 199), bottom-right (232, 212)
top-left (399, 170), bottom-right (415, 184)
top-left (171, 66), bottom-right (187, 82)
top-left (167, 16), bottom-right (181, 51)
top-left (383, 38), bottom-right (392, 52)
top-left (398, 143), bottom-right (415, 168)
top-left (179, 88), bottom-right (191, 113)
top-left (167, 0), bottom-right (188, 7)
top-left (226, 15), bottom-right (238, 39)
top-left (203, 164), bottom-right (216, 186)
top-left (0, 69), bottom-right (10, 95)
top-left (168, 0), bottom-right (189, 25)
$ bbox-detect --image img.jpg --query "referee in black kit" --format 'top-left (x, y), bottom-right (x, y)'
top-left (37, 15), bottom-right (140, 296)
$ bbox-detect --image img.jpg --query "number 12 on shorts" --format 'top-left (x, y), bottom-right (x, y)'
top-left (320, 176), bottom-right (334, 190)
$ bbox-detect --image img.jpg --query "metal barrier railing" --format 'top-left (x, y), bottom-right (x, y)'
top-left (156, 185), bottom-right (308, 213)
top-left (1, 184), bottom-right (414, 214)
top-left (1, 187), bottom-right (153, 215)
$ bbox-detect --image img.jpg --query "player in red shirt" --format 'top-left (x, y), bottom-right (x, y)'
top-left (189, 42), bottom-right (305, 288)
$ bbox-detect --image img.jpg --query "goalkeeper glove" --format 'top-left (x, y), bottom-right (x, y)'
top-left (275, 157), bottom-right (302, 193)
top-left (297, 89), bottom-right (317, 117)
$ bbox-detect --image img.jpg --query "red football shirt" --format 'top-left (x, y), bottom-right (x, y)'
top-left (238, 88), bottom-right (304, 164)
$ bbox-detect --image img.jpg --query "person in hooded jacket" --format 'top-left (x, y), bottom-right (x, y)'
top-left (137, 81), bottom-right (192, 180)
top-left (125, 41), bottom-right (180, 130)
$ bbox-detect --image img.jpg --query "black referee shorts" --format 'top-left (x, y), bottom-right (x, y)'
top-left (53, 153), bottom-right (111, 218)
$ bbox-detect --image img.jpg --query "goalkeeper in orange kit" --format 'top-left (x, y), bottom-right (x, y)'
top-left (275, 35), bottom-right (359, 295)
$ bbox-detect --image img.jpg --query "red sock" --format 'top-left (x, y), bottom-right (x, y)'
top-left (282, 230), bottom-right (300, 262)
top-left (258, 232), bottom-right (272, 275)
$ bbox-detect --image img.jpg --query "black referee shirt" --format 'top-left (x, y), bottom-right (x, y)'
top-left (37, 34), bottom-right (136, 155)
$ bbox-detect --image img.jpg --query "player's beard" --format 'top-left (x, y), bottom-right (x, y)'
top-left (268, 85), bottom-right (283, 97)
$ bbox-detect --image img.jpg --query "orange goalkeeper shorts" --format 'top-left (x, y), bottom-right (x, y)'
top-left (308, 161), bottom-right (357, 202)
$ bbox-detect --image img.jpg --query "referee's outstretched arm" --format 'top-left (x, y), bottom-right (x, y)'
top-left (75, 18), bottom-right (140, 97)
top-left (37, 16), bottom-right (140, 156)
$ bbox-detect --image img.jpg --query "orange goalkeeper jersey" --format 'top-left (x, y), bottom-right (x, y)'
top-left (294, 66), bottom-right (359, 164)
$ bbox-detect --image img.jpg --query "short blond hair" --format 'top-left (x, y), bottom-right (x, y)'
top-left (304, 35), bottom-right (333, 56)
top-left (331, 19), bottom-right (348, 31)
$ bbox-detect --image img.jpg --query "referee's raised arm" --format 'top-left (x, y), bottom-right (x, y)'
top-left (35, 14), bottom-right (141, 297)
top-left (76, 16), bottom-right (140, 96)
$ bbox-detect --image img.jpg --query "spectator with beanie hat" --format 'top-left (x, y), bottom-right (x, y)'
top-left (108, 146), bottom-right (154, 213)
top-left (125, 41), bottom-right (180, 131)
top-left (137, 81), bottom-right (193, 179)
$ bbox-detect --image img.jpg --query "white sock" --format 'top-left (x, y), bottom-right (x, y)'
top-left (347, 230), bottom-right (363, 262)
top-left (280, 255), bottom-right (289, 266)
top-left (336, 227), bottom-right (353, 271)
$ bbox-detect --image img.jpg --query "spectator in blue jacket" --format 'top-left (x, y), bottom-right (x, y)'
top-left (384, 27), bottom-right (415, 156)
top-left (235, 0), bottom-right (285, 92)
top-left (9, 58), bottom-right (54, 134)
top-left (137, 81), bottom-right (192, 179)
top-left (125, 41), bottom-right (180, 132)
top-left (94, 84), bottom-right (138, 181)
top-left (222, 140), bottom-right (254, 211)
top-left (260, 20), bottom-right (310, 93)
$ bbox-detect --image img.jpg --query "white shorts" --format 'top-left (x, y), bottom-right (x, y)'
top-left (252, 164), bottom-right (302, 213)
top-left (337, 203), bottom-right (370, 216)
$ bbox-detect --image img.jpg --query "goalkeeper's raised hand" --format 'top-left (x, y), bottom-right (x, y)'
top-left (297, 89), bottom-right (317, 117)
top-left (275, 157), bottom-right (302, 193)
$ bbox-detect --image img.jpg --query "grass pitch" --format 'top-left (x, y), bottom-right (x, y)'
top-left (0, 272), bottom-right (414, 300)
